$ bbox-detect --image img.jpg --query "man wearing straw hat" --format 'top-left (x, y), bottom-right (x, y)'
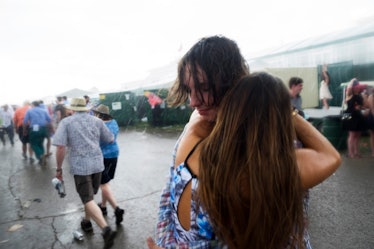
top-left (52, 97), bottom-right (117, 249)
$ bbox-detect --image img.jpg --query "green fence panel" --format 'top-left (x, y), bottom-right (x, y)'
top-left (321, 116), bottom-right (347, 151)
top-left (142, 88), bottom-right (192, 127)
top-left (98, 89), bottom-right (192, 127)
top-left (99, 91), bottom-right (137, 126)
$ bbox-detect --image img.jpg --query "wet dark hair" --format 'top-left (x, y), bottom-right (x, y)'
top-left (288, 77), bottom-right (303, 88)
top-left (167, 35), bottom-right (249, 107)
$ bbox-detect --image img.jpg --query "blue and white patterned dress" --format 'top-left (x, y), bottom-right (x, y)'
top-left (170, 142), bottom-right (215, 243)
top-left (155, 131), bottom-right (312, 249)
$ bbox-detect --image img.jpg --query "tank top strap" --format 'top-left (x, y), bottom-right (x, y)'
top-left (184, 140), bottom-right (203, 178)
top-left (185, 140), bottom-right (203, 162)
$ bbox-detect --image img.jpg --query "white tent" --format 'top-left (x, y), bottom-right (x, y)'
top-left (56, 88), bottom-right (99, 99)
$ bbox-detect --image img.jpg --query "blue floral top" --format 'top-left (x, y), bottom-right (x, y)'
top-left (155, 130), bottom-right (312, 249)
top-left (170, 142), bottom-right (215, 243)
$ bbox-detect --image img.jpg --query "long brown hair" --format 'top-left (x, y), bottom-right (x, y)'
top-left (198, 72), bottom-right (305, 249)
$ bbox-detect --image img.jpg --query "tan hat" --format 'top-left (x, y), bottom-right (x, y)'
top-left (67, 98), bottom-right (88, 111)
top-left (93, 104), bottom-right (111, 117)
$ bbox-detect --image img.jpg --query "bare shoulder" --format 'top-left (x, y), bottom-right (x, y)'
top-left (175, 115), bottom-right (213, 167)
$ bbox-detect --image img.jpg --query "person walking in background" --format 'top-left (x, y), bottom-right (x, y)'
top-left (197, 73), bottom-right (341, 248)
top-left (84, 95), bottom-right (94, 115)
top-left (62, 96), bottom-right (69, 105)
top-left (363, 87), bottom-right (374, 157)
top-left (52, 98), bottom-right (117, 249)
top-left (23, 101), bottom-right (53, 166)
top-left (1, 104), bottom-right (15, 146)
top-left (39, 100), bottom-right (53, 157)
top-left (344, 78), bottom-right (367, 158)
top-left (53, 96), bottom-right (67, 129)
top-left (93, 104), bottom-right (125, 226)
top-left (319, 65), bottom-right (333, 109)
top-left (13, 100), bottom-right (34, 161)
top-left (83, 95), bottom-right (91, 107)
top-left (289, 77), bottom-right (305, 117)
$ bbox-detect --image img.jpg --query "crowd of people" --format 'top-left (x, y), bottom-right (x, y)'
top-left (287, 66), bottom-right (374, 159)
top-left (1, 94), bottom-right (123, 248)
top-left (3, 35), bottom-right (374, 249)
top-left (1, 97), bottom-right (65, 165)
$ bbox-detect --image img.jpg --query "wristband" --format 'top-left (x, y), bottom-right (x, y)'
top-left (292, 108), bottom-right (299, 117)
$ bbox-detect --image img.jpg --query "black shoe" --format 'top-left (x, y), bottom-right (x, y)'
top-left (102, 226), bottom-right (117, 249)
top-left (114, 207), bottom-right (124, 225)
top-left (98, 203), bottom-right (107, 216)
top-left (81, 219), bottom-right (93, 233)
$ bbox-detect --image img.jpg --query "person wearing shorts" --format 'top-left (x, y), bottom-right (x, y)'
top-left (13, 101), bottom-right (34, 162)
top-left (92, 104), bottom-right (124, 225)
top-left (74, 173), bottom-right (102, 204)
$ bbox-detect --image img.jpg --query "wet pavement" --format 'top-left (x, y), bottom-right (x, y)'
top-left (0, 127), bottom-right (373, 249)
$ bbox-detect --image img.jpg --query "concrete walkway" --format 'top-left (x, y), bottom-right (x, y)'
top-left (0, 128), bottom-right (373, 249)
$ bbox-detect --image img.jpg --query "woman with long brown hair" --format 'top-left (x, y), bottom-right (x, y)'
top-left (198, 72), bottom-right (341, 248)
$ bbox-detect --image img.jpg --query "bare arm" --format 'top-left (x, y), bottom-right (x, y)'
top-left (56, 110), bottom-right (62, 124)
top-left (55, 145), bottom-right (66, 181)
top-left (322, 70), bottom-right (329, 85)
top-left (368, 94), bottom-right (374, 115)
top-left (294, 114), bottom-right (342, 190)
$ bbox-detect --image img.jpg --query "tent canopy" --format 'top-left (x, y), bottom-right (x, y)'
top-left (56, 88), bottom-right (99, 98)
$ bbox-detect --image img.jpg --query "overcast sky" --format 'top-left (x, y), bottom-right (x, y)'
top-left (1, 0), bottom-right (374, 105)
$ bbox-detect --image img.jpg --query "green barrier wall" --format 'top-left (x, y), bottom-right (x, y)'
top-left (142, 89), bottom-right (192, 127)
top-left (98, 89), bottom-right (192, 127)
top-left (321, 116), bottom-right (347, 151)
top-left (99, 91), bottom-right (137, 126)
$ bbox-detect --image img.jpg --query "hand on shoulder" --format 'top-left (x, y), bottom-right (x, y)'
top-left (188, 113), bottom-right (214, 140)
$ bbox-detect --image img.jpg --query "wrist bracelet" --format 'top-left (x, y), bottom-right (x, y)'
top-left (292, 108), bottom-right (299, 116)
